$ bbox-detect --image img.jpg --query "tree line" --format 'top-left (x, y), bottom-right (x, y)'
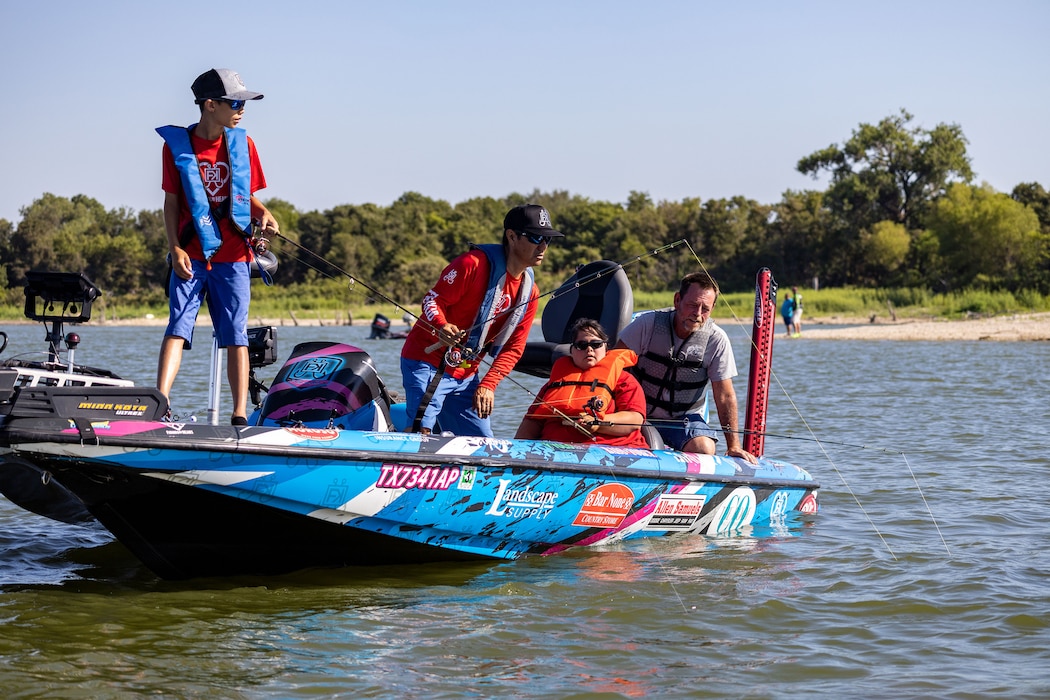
top-left (1, 110), bottom-right (1047, 309)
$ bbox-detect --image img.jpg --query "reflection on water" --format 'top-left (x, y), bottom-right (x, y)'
top-left (1, 323), bottom-right (1049, 696)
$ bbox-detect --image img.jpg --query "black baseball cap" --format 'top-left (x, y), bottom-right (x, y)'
top-left (191, 69), bottom-right (265, 102)
top-left (503, 204), bottom-right (563, 237)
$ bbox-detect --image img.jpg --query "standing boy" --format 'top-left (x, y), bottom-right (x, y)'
top-left (156, 68), bottom-right (279, 425)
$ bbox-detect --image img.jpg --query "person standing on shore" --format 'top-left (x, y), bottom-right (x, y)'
top-left (791, 285), bottom-right (804, 337)
top-left (156, 68), bottom-right (279, 425)
top-left (781, 290), bottom-right (795, 338)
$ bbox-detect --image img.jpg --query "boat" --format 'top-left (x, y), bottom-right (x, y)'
top-left (0, 268), bottom-right (818, 580)
top-left (367, 313), bottom-right (411, 340)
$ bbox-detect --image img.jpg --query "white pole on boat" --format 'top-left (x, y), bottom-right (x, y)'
top-left (207, 333), bottom-right (221, 425)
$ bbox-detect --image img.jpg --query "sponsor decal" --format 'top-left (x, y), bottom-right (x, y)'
top-left (66, 419), bottom-right (114, 432)
top-left (368, 433), bottom-right (425, 442)
top-left (457, 466), bottom-right (477, 490)
top-left (200, 161), bottom-right (229, 197)
top-left (797, 492), bottom-right (818, 514)
top-left (494, 289), bottom-right (511, 315)
top-left (600, 446), bottom-right (652, 457)
top-left (164, 423), bottom-right (195, 435)
top-left (645, 493), bottom-right (707, 531)
top-left (708, 487), bottom-right (756, 534)
top-left (285, 356), bottom-right (345, 387)
top-left (324, 479), bottom-right (351, 506)
top-left (286, 427), bottom-right (340, 441)
top-left (767, 490), bottom-right (791, 523)
top-left (76, 401), bottom-right (149, 417)
top-left (442, 268), bottom-right (458, 285)
top-left (376, 464), bottom-right (462, 490)
top-left (572, 483), bottom-right (635, 528)
top-left (486, 479), bottom-right (558, 520)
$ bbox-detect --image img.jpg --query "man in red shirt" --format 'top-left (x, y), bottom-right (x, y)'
top-left (400, 204), bottom-right (563, 437)
top-left (156, 68), bottom-right (280, 425)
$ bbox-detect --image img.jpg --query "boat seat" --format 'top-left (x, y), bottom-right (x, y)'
top-left (515, 260), bottom-right (634, 378)
top-left (641, 423), bottom-right (665, 450)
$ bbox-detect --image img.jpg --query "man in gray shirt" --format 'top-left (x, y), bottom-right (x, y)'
top-left (618, 271), bottom-right (757, 463)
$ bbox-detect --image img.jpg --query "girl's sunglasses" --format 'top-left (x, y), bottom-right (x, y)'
top-left (571, 340), bottom-right (606, 351)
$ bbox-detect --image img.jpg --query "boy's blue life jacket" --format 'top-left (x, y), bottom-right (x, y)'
top-left (156, 124), bottom-right (252, 260)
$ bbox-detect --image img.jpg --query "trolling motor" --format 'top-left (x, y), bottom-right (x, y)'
top-left (17, 272), bottom-right (126, 382)
top-left (23, 271), bottom-right (99, 366)
top-left (247, 326), bottom-right (278, 408)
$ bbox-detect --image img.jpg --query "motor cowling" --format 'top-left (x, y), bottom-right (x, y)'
top-left (256, 342), bottom-right (395, 431)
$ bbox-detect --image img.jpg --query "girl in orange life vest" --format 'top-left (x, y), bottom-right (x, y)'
top-left (515, 318), bottom-right (648, 447)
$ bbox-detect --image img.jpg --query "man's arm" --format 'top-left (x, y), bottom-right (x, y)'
top-left (710, 378), bottom-right (757, 464)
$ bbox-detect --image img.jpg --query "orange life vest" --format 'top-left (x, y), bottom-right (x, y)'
top-left (532, 349), bottom-right (638, 420)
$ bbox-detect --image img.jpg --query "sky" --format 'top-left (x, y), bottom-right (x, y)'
top-left (1, 0), bottom-right (1048, 225)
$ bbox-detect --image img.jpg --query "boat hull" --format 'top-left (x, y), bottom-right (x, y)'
top-left (0, 389), bottom-right (818, 579)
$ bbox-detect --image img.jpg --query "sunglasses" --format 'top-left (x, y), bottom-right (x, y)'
top-left (518, 232), bottom-right (554, 246)
top-left (571, 339), bottom-right (606, 351)
top-left (219, 98), bottom-right (246, 110)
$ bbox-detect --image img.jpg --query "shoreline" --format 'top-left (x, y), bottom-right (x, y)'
top-left (3, 311), bottom-right (1047, 342)
top-left (718, 311), bottom-right (1050, 341)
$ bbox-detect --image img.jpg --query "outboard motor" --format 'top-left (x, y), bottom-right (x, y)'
top-left (255, 342), bottom-right (396, 431)
top-left (369, 313), bottom-right (392, 339)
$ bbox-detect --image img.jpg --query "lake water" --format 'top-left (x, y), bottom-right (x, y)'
top-left (1, 321), bottom-right (1048, 697)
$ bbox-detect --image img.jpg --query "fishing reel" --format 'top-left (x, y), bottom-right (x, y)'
top-left (248, 219), bottom-right (278, 279)
top-left (444, 345), bottom-right (479, 369)
top-left (248, 219), bottom-right (271, 254)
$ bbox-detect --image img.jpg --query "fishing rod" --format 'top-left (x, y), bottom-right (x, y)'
top-left (269, 230), bottom-right (446, 334)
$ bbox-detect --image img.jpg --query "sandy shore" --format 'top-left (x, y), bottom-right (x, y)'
top-left (740, 312), bottom-right (1050, 342)
top-left (8, 311), bottom-right (1048, 342)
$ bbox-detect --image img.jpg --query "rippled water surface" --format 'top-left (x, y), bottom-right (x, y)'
top-left (1, 322), bottom-right (1048, 697)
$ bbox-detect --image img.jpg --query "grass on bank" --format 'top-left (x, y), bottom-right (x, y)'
top-left (1, 279), bottom-right (1048, 324)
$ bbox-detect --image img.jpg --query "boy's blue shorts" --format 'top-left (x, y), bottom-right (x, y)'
top-left (165, 260), bottom-right (250, 349)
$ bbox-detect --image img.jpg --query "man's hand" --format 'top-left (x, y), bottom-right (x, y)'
top-left (439, 323), bottom-right (464, 344)
top-left (726, 445), bottom-right (758, 464)
top-left (473, 385), bottom-right (494, 418)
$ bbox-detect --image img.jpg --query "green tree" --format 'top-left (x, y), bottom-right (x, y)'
top-left (798, 109), bottom-right (973, 230)
top-left (767, 190), bottom-right (830, 287)
top-left (860, 220), bottom-right (911, 284)
top-left (928, 183), bottom-right (1042, 290)
top-left (797, 110), bottom-right (973, 285)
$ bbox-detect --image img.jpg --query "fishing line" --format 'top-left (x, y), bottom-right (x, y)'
top-left (270, 231), bottom-right (432, 329)
top-left (677, 242), bottom-right (905, 557)
top-left (680, 241), bottom-right (948, 559)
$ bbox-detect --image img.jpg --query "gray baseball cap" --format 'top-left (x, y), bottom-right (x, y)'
top-left (191, 69), bottom-right (264, 102)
